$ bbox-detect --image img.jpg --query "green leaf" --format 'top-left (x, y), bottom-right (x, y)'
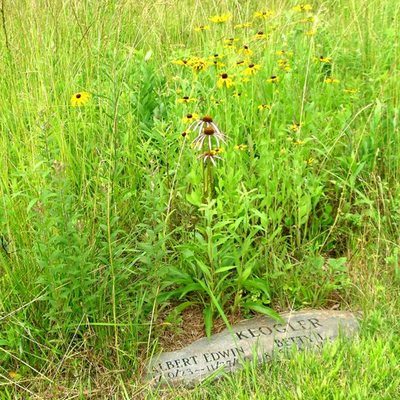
top-left (173, 301), bottom-right (196, 314)
top-left (241, 265), bottom-right (254, 282)
top-left (197, 279), bottom-right (231, 331)
top-left (242, 278), bottom-right (270, 296)
top-left (215, 265), bottom-right (237, 274)
top-left (196, 259), bottom-right (212, 281)
top-left (244, 302), bottom-right (283, 322)
top-left (179, 282), bottom-right (205, 298)
top-left (165, 266), bottom-right (192, 281)
top-left (298, 194), bottom-right (312, 226)
top-left (328, 257), bottom-right (347, 272)
top-left (186, 191), bottom-right (202, 207)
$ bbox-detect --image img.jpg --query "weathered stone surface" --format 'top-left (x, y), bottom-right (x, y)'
top-left (146, 310), bottom-right (360, 386)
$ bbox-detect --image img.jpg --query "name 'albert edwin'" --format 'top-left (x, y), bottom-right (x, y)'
top-left (235, 318), bottom-right (323, 340)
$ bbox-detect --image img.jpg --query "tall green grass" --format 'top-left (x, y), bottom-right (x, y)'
top-left (0, 0), bottom-right (399, 397)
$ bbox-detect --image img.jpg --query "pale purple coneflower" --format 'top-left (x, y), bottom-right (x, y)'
top-left (190, 115), bottom-right (228, 150)
top-left (197, 150), bottom-right (222, 166)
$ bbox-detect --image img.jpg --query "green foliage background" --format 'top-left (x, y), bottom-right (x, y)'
top-left (0, 0), bottom-right (399, 398)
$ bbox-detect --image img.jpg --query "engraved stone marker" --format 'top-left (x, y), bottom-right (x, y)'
top-left (147, 310), bottom-right (359, 386)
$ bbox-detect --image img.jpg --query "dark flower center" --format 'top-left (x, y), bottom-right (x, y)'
top-left (183, 96), bottom-right (189, 100)
top-left (271, 75), bottom-right (277, 79)
top-left (202, 115), bottom-right (213, 123)
top-left (187, 114), bottom-right (192, 118)
top-left (258, 31), bottom-right (264, 35)
top-left (221, 73), bottom-right (228, 79)
top-left (249, 64), bottom-right (255, 68)
top-left (243, 45), bottom-right (249, 49)
top-left (76, 93), bottom-right (82, 99)
top-left (204, 127), bottom-right (215, 135)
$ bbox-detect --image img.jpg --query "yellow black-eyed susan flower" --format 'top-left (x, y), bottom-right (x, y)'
top-left (8, 371), bottom-right (21, 380)
top-left (243, 63), bottom-right (261, 76)
top-left (319, 56), bottom-right (332, 63)
top-left (177, 96), bottom-right (197, 104)
top-left (224, 38), bottom-right (238, 44)
top-left (71, 91), bottom-right (90, 107)
top-left (212, 60), bottom-right (225, 68)
top-left (182, 113), bottom-right (199, 124)
top-left (305, 30), bottom-right (316, 36)
top-left (234, 60), bottom-right (246, 67)
top-left (254, 10), bottom-right (274, 19)
top-left (181, 130), bottom-right (191, 138)
top-left (254, 31), bottom-right (268, 40)
top-left (343, 88), bottom-right (358, 94)
top-left (278, 59), bottom-right (291, 71)
top-left (302, 16), bottom-right (315, 23)
top-left (276, 50), bottom-right (293, 57)
top-left (292, 4), bottom-right (313, 12)
top-left (305, 157), bottom-right (314, 165)
top-left (288, 123), bottom-right (301, 132)
top-left (258, 104), bottom-right (272, 110)
top-left (194, 25), bottom-right (210, 32)
top-left (238, 45), bottom-right (253, 56)
top-left (211, 97), bottom-right (224, 106)
top-left (267, 75), bottom-right (279, 83)
top-left (188, 57), bottom-right (209, 72)
top-left (217, 72), bottom-right (234, 88)
top-left (223, 37), bottom-right (238, 49)
top-left (209, 54), bottom-right (225, 68)
top-left (209, 13), bottom-right (231, 23)
top-left (234, 144), bottom-right (248, 151)
top-left (234, 22), bottom-right (252, 29)
top-left (324, 77), bottom-right (340, 84)
top-left (172, 59), bottom-right (189, 66)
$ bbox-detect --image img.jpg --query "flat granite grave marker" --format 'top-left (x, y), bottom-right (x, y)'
top-left (146, 310), bottom-right (360, 386)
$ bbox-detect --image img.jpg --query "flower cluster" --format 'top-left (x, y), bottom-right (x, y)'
top-left (167, 3), bottom-right (352, 171)
top-left (190, 115), bottom-right (228, 165)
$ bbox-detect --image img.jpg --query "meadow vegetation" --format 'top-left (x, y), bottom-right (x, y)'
top-left (0, 0), bottom-right (399, 398)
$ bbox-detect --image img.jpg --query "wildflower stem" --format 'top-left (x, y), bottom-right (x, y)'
top-left (106, 183), bottom-right (120, 368)
top-left (0, 0), bottom-right (13, 67)
top-left (0, 0), bottom-right (10, 52)
top-left (203, 159), bottom-right (214, 202)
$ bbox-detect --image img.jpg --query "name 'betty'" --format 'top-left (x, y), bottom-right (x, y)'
top-left (235, 318), bottom-right (323, 340)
